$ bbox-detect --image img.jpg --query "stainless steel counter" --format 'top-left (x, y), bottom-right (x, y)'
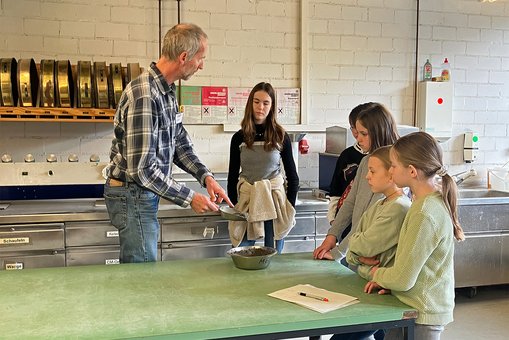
top-left (0, 192), bottom-right (328, 224)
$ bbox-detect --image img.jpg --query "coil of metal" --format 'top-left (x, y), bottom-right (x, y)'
top-left (109, 63), bottom-right (123, 109)
top-left (40, 60), bottom-right (56, 107)
top-left (126, 63), bottom-right (141, 84)
top-left (55, 60), bottom-right (74, 108)
top-left (94, 62), bottom-right (109, 108)
top-left (17, 58), bottom-right (39, 107)
top-left (77, 61), bottom-right (93, 108)
top-left (0, 58), bottom-right (18, 106)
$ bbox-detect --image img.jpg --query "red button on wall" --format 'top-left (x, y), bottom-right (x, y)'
top-left (437, 98), bottom-right (443, 104)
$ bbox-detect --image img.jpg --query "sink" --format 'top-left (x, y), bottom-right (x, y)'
top-left (458, 189), bottom-right (509, 201)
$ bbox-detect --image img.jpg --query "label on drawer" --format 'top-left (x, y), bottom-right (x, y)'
top-left (0, 237), bottom-right (30, 245)
top-left (106, 231), bottom-right (119, 238)
top-left (105, 259), bottom-right (120, 265)
top-left (5, 262), bottom-right (24, 270)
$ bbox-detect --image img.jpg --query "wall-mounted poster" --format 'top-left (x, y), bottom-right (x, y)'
top-left (227, 87), bottom-right (250, 125)
top-left (177, 85), bottom-right (202, 124)
top-left (276, 88), bottom-right (300, 125)
top-left (202, 86), bottom-right (228, 124)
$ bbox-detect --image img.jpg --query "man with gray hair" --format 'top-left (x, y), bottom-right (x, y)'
top-left (104, 23), bottom-right (232, 263)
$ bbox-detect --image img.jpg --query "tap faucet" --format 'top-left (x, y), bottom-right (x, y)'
top-left (452, 168), bottom-right (477, 185)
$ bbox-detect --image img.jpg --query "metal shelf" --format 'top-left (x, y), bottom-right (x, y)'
top-left (0, 107), bottom-right (115, 123)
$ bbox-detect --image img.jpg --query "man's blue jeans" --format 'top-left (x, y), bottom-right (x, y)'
top-left (238, 220), bottom-right (285, 254)
top-left (104, 180), bottom-right (160, 263)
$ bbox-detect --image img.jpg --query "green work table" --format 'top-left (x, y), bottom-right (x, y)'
top-left (0, 253), bottom-right (416, 339)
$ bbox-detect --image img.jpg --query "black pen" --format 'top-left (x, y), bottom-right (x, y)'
top-left (298, 292), bottom-right (329, 302)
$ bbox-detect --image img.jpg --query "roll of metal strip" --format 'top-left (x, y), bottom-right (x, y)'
top-left (127, 63), bottom-right (141, 84)
top-left (17, 58), bottom-right (39, 107)
top-left (55, 60), bottom-right (74, 108)
top-left (39, 60), bottom-right (56, 107)
top-left (77, 61), bottom-right (92, 108)
top-left (94, 62), bottom-right (109, 108)
top-left (0, 58), bottom-right (18, 106)
top-left (109, 63), bottom-right (123, 108)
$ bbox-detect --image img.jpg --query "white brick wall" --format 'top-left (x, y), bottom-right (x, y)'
top-left (0, 0), bottom-right (508, 188)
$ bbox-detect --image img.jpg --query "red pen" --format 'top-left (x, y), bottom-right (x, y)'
top-left (299, 292), bottom-right (329, 302)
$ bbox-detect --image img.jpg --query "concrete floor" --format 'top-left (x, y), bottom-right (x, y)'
top-left (287, 284), bottom-right (509, 340)
top-left (442, 284), bottom-right (509, 339)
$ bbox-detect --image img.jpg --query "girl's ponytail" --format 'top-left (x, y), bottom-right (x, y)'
top-left (438, 171), bottom-right (465, 241)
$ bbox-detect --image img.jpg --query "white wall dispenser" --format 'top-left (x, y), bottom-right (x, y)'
top-left (416, 81), bottom-right (453, 141)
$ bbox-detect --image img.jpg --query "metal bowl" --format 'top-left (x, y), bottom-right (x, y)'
top-left (220, 206), bottom-right (247, 221)
top-left (226, 246), bottom-right (277, 270)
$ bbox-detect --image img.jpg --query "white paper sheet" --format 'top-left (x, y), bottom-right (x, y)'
top-left (268, 284), bottom-right (359, 313)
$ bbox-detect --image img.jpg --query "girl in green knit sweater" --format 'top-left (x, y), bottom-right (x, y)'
top-left (365, 132), bottom-right (465, 340)
top-left (346, 145), bottom-right (411, 281)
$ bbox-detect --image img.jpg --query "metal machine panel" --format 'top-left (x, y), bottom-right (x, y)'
top-left (65, 221), bottom-right (119, 247)
top-left (0, 223), bottom-right (64, 252)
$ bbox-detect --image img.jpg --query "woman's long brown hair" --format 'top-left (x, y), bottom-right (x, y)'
top-left (240, 82), bottom-right (285, 151)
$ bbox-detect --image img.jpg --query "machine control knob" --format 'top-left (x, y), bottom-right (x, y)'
top-left (1, 154), bottom-right (12, 163)
top-left (24, 154), bottom-right (35, 162)
top-left (68, 153), bottom-right (79, 162)
top-left (89, 154), bottom-right (100, 163)
top-left (46, 154), bottom-right (57, 163)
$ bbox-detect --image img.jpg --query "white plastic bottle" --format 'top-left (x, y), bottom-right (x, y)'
top-left (441, 58), bottom-right (450, 81)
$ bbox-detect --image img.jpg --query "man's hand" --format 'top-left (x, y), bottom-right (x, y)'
top-left (313, 235), bottom-right (337, 260)
top-left (190, 192), bottom-right (219, 213)
top-left (205, 176), bottom-right (233, 207)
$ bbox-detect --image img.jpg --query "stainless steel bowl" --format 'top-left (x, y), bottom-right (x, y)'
top-left (227, 246), bottom-right (277, 270)
top-left (220, 206), bottom-right (247, 221)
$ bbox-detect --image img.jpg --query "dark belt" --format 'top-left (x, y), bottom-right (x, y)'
top-left (108, 177), bottom-right (127, 187)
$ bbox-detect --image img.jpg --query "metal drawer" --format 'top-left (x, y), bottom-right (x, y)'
top-left (0, 250), bottom-right (65, 270)
top-left (281, 236), bottom-right (316, 254)
top-left (66, 245), bottom-right (162, 266)
top-left (160, 216), bottom-right (229, 242)
top-left (454, 232), bottom-right (509, 288)
top-left (0, 223), bottom-right (64, 252)
top-left (65, 221), bottom-right (120, 247)
top-left (161, 240), bottom-right (232, 260)
top-left (290, 213), bottom-right (315, 236)
top-left (315, 212), bottom-right (330, 236)
top-left (66, 245), bottom-right (121, 266)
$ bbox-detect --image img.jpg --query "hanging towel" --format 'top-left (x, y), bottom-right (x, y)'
top-left (228, 174), bottom-right (296, 247)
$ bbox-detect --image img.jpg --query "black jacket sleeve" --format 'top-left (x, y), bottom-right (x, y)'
top-left (227, 131), bottom-right (243, 205)
top-left (281, 133), bottom-right (299, 207)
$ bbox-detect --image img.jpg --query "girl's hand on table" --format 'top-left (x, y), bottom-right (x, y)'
top-left (364, 281), bottom-right (391, 295)
top-left (313, 235), bottom-right (336, 260)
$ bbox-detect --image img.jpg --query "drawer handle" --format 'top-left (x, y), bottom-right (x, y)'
top-left (203, 227), bottom-right (215, 239)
